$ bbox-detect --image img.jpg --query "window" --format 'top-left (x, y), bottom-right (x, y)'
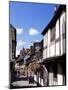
top-left (51, 27), bottom-right (55, 42)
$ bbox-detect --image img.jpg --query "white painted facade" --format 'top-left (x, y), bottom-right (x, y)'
top-left (43, 9), bottom-right (66, 86)
top-left (33, 6), bottom-right (66, 87)
top-left (43, 11), bottom-right (66, 59)
top-left (55, 19), bottom-right (60, 56)
top-left (60, 12), bottom-right (66, 55)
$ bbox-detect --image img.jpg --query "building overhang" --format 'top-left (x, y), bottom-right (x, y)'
top-left (42, 54), bottom-right (66, 64)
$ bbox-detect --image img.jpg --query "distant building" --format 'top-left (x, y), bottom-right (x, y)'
top-left (15, 48), bottom-right (31, 77)
top-left (9, 24), bottom-right (16, 61)
top-left (30, 45), bottom-right (35, 55)
top-left (26, 40), bottom-right (43, 64)
top-left (9, 24), bottom-right (16, 85)
top-left (26, 40), bottom-right (43, 86)
top-left (34, 40), bottom-right (43, 63)
top-left (42, 5), bottom-right (66, 86)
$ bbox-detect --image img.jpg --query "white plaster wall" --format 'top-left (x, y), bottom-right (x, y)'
top-left (60, 36), bottom-right (63, 55)
top-left (43, 30), bottom-right (50, 59)
top-left (43, 49), bottom-right (45, 59)
top-left (43, 11), bottom-right (66, 58)
top-left (39, 77), bottom-right (41, 84)
top-left (56, 19), bottom-right (59, 39)
top-left (34, 74), bottom-right (37, 82)
top-left (41, 78), bottom-right (44, 86)
top-left (43, 35), bottom-right (46, 48)
top-left (53, 80), bottom-right (58, 85)
top-left (43, 32), bottom-right (48, 48)
top-left (47, 47), bottom-right (50, 58)
top-left (47, 29), bottom-right (50, 58)
top-left (50, 44), bottom-right (55, 57)
top-left (48, 29), bottom-right (50, 46)
top-left (34, 74), bottom-right (42, 85)
top-left (60, 12), bottom-right (65, 35)
top-left (60, 12), bottom-right (66, 55)
top-left (57, 64), bottom-right (63, 85)
top-left (43, 49), bottom-right (47, 59)
top-left (34, 74), bottom-right (44, 86)
top-left (56, 42), bottom-right (60, 56)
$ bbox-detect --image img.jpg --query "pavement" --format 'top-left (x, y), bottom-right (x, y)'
top-left (12, 80), bottom-right (37, 87)
top-left (11, 76), bottom-right (37, 88)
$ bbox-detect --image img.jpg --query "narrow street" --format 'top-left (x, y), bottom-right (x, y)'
top-left (9, 4), bottom-right (66, 88)
top-left (11, 76), bottom-right (37, 88)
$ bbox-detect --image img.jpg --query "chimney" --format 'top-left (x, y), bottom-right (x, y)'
top-left (54, 5), bottom-right (58, 14)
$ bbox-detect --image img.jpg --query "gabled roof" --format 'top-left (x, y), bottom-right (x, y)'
top-left (10, 24), bottom-right (16, 31)
top-left (16, 55), bottom-right (24, 62)
top-left (24, 55), bottom-right (30, 61)
top-left (42, 5), bottom-right (66, 35)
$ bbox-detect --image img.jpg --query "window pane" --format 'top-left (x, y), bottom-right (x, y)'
top-left (51, 27), bottom-right (55, 42)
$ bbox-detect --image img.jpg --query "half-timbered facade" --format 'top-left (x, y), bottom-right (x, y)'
top-left (42, 5), bottom-right (66, 86)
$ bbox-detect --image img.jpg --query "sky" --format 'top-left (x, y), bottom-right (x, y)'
top-left (9, 1), bottom-right (59, 56)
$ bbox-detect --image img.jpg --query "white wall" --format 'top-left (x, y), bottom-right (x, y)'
top-left (42, 7), bottom-right (66, 87)
top-left (41, 78), bottom-right (44, 86)
top-left (47, 47), bottom-right (50, 58)
top-left (56, 42), bottom-right (60, 56)
top-left (43, 30), bottom-right (51, 59)
top-left (43, 10), bottom-right (66, 59)
top-left (47, 29), bottom-right (50, 58)
top-left (48, 29), bottom-right (51, 46)
top-left (43, 49), bottom-right (47, 59)
top-left (34, 74), bottom-right (37, 82)
top-left (60, 11), bottom-right (66, 55)
top-left (43, 31), bottom-right (47, 59)
top-left (43, 32), bottom-right (48, 48)
top-left (50, 43), bottom-right (55, 57)
top-left (56, 19), bottom-right (59, 39)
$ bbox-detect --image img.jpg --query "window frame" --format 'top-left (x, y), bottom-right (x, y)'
top-left (50, 26), bottom-right (56, 42)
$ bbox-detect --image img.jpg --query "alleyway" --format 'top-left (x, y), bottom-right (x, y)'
top-left (11, 76), bottom-right (37, 88)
